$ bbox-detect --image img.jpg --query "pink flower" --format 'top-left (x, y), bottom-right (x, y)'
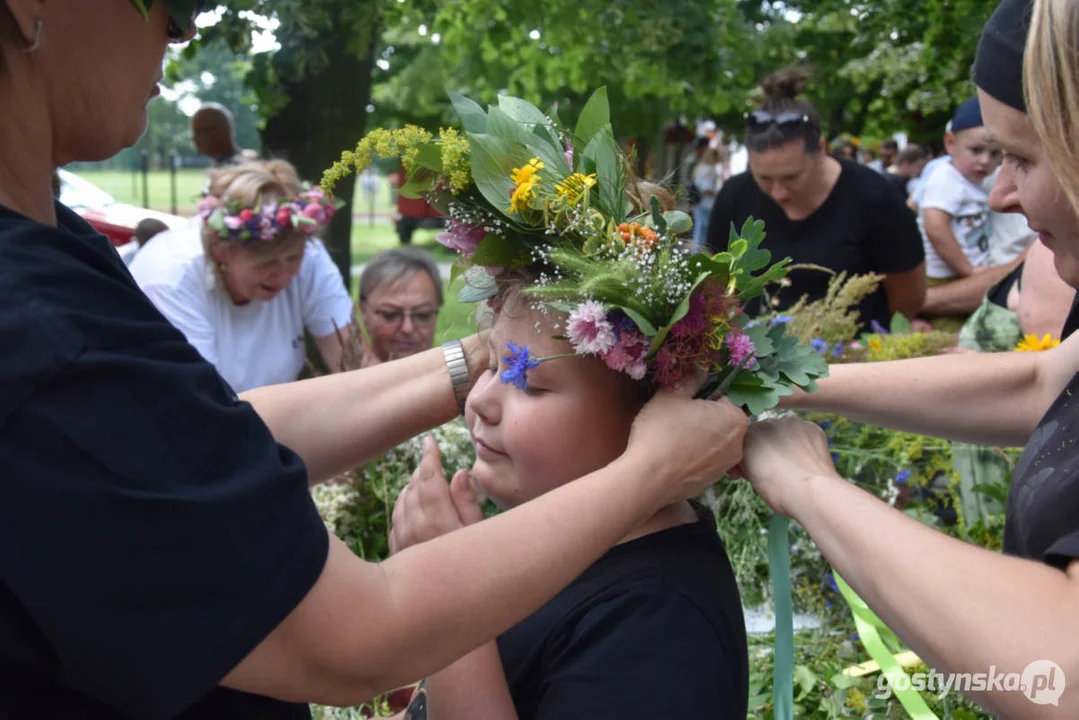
top-left (239, 208), bottom-right (254, 223)
top-left (566, 300), bottom-right (617, 355)
top-left (196, 196), bottom-right (221, 221)
top-left (302, 202), bottom-right (327, 224)
top-left (223, 215), bottom-right (244, 230)
top-left (603, 330), bottom-right (649, 380)
top-left (564, 142), bottom-right (574, 169)
top-left (435, 220), bottom-right (486, 257)
top-left (276, 207), bottom-right (294, 227)
top-left (725, 331), bottom-right (757, 368)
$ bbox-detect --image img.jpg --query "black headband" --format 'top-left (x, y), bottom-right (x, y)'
top-left (973, 0), bottom-right (1031, 112)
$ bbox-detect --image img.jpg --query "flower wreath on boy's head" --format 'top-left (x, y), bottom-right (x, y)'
top-left (322, 88), bottom-right (828, 415)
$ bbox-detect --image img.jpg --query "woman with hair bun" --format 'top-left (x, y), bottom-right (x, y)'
top-left (706, 67), bottom-right (927, 329)
top-left (130, 159), bottom-right (355, 392)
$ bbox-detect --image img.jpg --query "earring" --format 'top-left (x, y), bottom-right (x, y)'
top-left (21, 19), bottom-right (42, 54)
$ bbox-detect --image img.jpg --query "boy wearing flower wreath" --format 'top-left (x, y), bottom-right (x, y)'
top-left (323, 89), bottom-right (829, 719)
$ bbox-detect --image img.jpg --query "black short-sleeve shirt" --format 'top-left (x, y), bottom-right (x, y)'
top-left (0, 203), bottom-right (329, 718)
top-left (705, 160), bottom-right (925, 328)
top-left (1004, 302), bottom-right (1079, 568)
top-left (496, 510), bottom-right (748, 719)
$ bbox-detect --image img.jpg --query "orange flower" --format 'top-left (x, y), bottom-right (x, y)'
top-left (615, 222), bottom-right (658, 249)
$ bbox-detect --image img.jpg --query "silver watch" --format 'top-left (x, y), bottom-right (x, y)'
top-left (442, 339), bottom-right (471, 414)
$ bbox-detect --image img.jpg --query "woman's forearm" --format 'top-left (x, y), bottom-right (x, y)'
top-left (791, 473), bottom-right (1079, 719)
top-left (241, 336), bottom-right (485, 483)
top-left (223, 449), bottom-right (675, 704)
top-left (784, 351), bottom-right (1044, 446)
top-left (425, 643), bottom-right (517, 720)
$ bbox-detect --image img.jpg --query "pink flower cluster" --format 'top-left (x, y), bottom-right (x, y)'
top-left (435, 220), bottom-right (487, 257)
top-left (197, 187), bottom-right (336, 244)
top-left (566, 301), bottom-right (649, 380)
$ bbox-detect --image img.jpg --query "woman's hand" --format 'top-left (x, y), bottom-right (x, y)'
top-left (389, 435), bottom-right (484, 554)
top-left (735, 415), bottom-right (842, 517)
top-left (625, 382), bottom-right (748, 507)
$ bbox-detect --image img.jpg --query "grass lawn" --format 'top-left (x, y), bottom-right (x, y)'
top-left (71, 168), bottom-right (398, 218)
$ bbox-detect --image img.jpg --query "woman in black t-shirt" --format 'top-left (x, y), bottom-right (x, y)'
top-left (0, 5), bottom-right (749, 719)
top-left (738, 1), bottom-right (1079, 716)
top-left (706, 68), bottom-right (926, 330)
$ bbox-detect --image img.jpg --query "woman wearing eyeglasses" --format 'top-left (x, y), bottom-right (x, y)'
top-left (705, 67), bottom-right (927, 329)
top-left (358, 247), bottom-right (444, 366)
top-left (0, 2), bottom-right (748, 717)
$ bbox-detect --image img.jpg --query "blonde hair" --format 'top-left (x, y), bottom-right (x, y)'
top-left (202, 159), bottom-right (308, 263)
top-left (1025, 0), bottom-right (1079, 212)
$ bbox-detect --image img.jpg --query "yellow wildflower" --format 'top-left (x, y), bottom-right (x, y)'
top-left (868, 336), bottom-right (883, 351)
top-left (439, 127), bottom-right (472, 193)
top-left (555, 172), bottom-right (597, 205)
top-left (845, 688), bottom-right (867, 712)
top-left (1016, 333), bottom-right (1061, 352)
top-left (511, 158), bottom-right (544, 186)
top-left (508, 158), bottom-right (544, 214)
top-left (509, 176), bottom-right (538, 214)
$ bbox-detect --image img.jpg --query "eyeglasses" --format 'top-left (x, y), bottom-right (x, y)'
top-left (370, 307), bottom-right (439, 328)
top-left (166, 0), bottom-right (205, 42)
top-left (745, 111), bottom-right (810, 133)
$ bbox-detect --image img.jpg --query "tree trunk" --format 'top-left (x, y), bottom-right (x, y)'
top-left (849, 79), bottom-right (885, 139)
top-left (260, 8), bottom-right (380, 292)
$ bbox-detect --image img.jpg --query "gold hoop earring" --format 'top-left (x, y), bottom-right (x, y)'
top-left (21, 20), bottom-right (43, 54)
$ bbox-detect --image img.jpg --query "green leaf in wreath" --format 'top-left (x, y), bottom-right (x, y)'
top-left (890, 311), bottom-right (913, 335)
top-left (650, 196), bottom-right (668, 234)
top-left (449, 89), bottom-right (488, 134)
top-left (662, 210), bottom-right (693, 235)
top-left (470, 233), bottom-right (529, 268)
top-left (457, 266), bottom-right (499, 302)
top-left (618, 306), bottom-right (658, 336)
top-left (574, 87), bottom-right (611, 153)
top-left (467, 133), bottom-right (533, 220)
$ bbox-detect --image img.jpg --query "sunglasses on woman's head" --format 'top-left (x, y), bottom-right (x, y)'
top-left (745, 111), bottom-right (810, 133)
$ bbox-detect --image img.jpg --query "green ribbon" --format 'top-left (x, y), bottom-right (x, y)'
top-left (833, 573), bottom-right (939, 720)
top-left (768, 514), bottom-right (794, 720)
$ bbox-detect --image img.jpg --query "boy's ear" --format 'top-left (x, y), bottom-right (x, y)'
top-left (943, 131), bottom-right (957, 154)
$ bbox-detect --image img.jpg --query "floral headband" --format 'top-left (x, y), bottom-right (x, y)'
top-left (322, 89), bottom-right (827, 414)
top-left (197, 187), bottom-right (337, 244)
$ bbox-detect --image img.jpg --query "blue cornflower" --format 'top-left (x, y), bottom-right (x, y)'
top-left (870, 319), bottom-right (890, 335)
top-left (745, 320), bottom-right (761, 329)
top-left (500, 343), bottom-right (540, 390)
top-left (817, 421), bottom-right (832, 431)
top-left (810, 337), bottom-right (830, 354)
top-left (831, 452), bottom-right (839, 464)
top-left (825, 572), bottom-right (839, 593)
top-left (770, 315), bottom-right (794, 326)
top-left (832, 341), bottom-right (845, 358)
top-left (895, 470), bottom-right (911, 485)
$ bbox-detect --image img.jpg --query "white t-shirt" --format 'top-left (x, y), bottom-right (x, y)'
top-left (983, 167), bottom-right (1036, 267)
top-left (917, 161), bottom-right (991, 279)
top-left (692, 162), bottom-right (724, 212)
top-left (130, 225), bottom-right (354, 392)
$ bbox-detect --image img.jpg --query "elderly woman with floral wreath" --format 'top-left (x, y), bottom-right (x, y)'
top-left (131, 159), bottom-right (355, 392)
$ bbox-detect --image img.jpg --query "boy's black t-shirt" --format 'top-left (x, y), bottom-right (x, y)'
top-left (496, 510), bottom-right (748, 720)
top-left (0, 202), bottom-right (328, 719)
top-left (705, 160), bottom-right (925, 328)
top-left (1004, 301), bottom-right (1079, 569)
